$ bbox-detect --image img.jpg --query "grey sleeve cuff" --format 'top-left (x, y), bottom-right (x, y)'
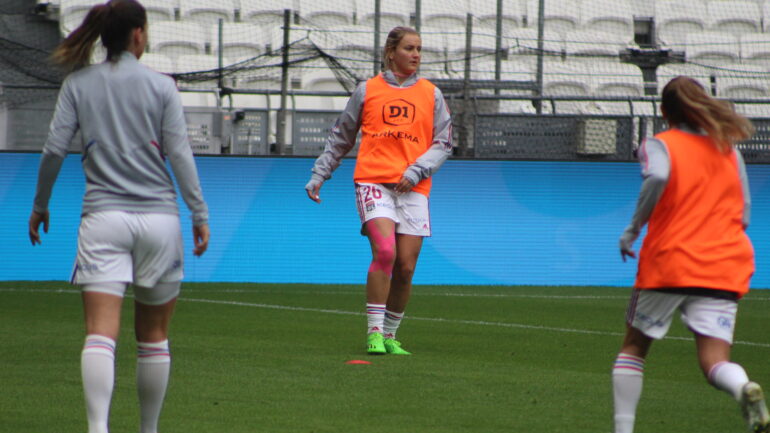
top-left (192, 212), bottom-right (209, 226)
top-left (402, 167), bottom-right (420, 185)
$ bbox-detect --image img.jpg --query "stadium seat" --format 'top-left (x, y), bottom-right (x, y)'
top-left (301, 67), bottom-right (347, 92)
top-left (355, 0), bottom-right (412, 29)
top-left (149, 21), bottom-right (207, 60)
top-left (591, 61), bottom-right (645, 97)
top-left (443, 27), bottom-right (498, 73)
top-left (415, 27), bottom-right (448, 72)
top-left (656, 63), bottom-right (713, 94)
top-left (141, 0), bottom-right (176, 23)
top-left (716, 75), bottom-right (770, 99)
top-left (179, 92), bottom-right (220, 108)
top-left (420, 0), bottom-right (469, 28)
top-left (59, 0), bottom-right (100, 34)
top-left (525, 0), bottom-right (580, 36)
top-left (497, 99), bottom-right (538, 114)
top-left (564, 30), bottom-right (631, 60)
top-left (655, 0), bottom-right (708, 50)
top-left (470, 59), bottom-right (535, 95)
top-left (541, 60), bottom-right (594, 114)
top-left (707, 1), bottom-right (761, 36)
top-left (297, 0), bottom-right (355, 26)
top-left (240, 0), bottom-right (292, 26)
top-left (179, 0), bottom-right (234, 27)
top-left (714, 64), bottom-right (770, 99)
top-left (685, 32), bottom-right (740, 66)
top-left (209, 22), bottom-right (265, 60)
top-left (734, 103), bottom-right (770, 118)
top-left (265, 25), bottom-right (314, 54)
top-left (175, 53), bottom-right (220, 74)
top-left (313, 25), bottom-right (377, 65)
top-left (764, 1), bottom-right (770, 32)
top-left (741, 33), bottom-right (770, 67)
top-left (590, 61), bottom-right (645, 115)
top-left (139, 52), bottom-right (175, 74)
top-left (506, 27), bottom-right (563, 57)
top-left (472, 0), bottom-right (522, 31)
top-left (580, 0), bottom-right (634, 39)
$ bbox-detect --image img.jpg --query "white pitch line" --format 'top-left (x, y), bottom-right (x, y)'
top-left (178, 296), bottom-right (770, 348)
top-left (3, 287), bottom-right (770, 348)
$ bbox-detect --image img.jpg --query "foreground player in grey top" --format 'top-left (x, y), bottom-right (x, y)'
top-left (27, 2), bottom-right (210, 432)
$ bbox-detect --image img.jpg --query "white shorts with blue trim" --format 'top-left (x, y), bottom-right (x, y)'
top-left (355, 182), bottom-right (431, 237)
top-left (626, 289), bottom-right (738, 344)
top-left (72, 211), bottom-right (184, 290)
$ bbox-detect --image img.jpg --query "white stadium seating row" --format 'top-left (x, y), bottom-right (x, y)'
top-left (47, 0), bottom-right (770, 115)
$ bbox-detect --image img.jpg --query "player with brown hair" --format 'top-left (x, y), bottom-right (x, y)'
top-left (614, 76), bottom-right (768, 433)
top-left (28, 1), bottom-right (209, 432)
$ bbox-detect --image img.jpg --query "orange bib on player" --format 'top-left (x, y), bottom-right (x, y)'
top-left (354, 74), bottom-right (436, 196)
top-left (635, 128), bottom-right (754, 297)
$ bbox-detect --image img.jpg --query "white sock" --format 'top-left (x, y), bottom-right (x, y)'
top-left (137, 340), bottom-right (171, 433)
top-left (383, 310), bottom-right (404, 339)
top-left (82, 334), bottom-right (116, 433)
top-left (709, 361), bottom-right (750, 401)
top-left (612, 353), bottom-right (645, 433)
top-left (366, 303), bottom-right (386, 334)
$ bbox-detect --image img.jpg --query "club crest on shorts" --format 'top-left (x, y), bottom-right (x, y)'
top-left (383, 99), bottom-right (416, 126)
top-left (365, 200), bottom-right (376, 212)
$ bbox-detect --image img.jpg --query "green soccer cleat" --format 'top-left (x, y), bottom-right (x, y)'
top-left (367, 332), bottom-right (386, 355)
top-left (741, 382), bottom-right (770, 433)
top-left (384, 338), bottom-right (411, 355)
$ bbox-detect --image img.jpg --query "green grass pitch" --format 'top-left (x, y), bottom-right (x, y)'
top-left (2, 282), bottom-right (769, 432)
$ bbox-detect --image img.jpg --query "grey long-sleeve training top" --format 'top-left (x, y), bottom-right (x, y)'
top-left (623, 125), bottom-right (751, 240)
top-left (33, 51), bottom-right (208, 225)
top-left (309, 70), bottom-right (453, 185)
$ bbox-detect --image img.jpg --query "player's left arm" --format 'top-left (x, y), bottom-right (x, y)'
top-left (401, 87), bottom-right (453, 187)
top-left (735, 148), bottom-right (751, 229)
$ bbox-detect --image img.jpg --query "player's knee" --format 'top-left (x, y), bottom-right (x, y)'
top-left (369, 238), bottom-right (396, 274)
top-left (393, 260), bottom-right (417, 281)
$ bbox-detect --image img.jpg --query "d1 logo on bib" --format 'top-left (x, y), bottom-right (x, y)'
top-left (383, 99), bottom-right (415, 126)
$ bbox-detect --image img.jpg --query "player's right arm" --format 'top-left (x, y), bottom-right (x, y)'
top-left (30, 77), bottom-right (78, 245)
top-left (305, 82), bottom-right (366, 203)
top-left (619, 137), bottom-right (670, 261)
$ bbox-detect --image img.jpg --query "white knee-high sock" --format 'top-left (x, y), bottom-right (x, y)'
top-left (137, 340), bottom-right (171, 433)
top-left (82, 334), bottom-right (116, 433)
top-left (613, 353), bottom-right (645, 433)
top-left (383, 310), bottom-right (404, 339)
top-left (366, 303), bottom-right (386, 334)
top-left (709, 361), bottom-right (750, 401)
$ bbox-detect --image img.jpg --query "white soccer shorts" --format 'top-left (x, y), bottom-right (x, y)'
top-left (626, 289), bottom-right (738, 344)
top-left (355, 182), bottom-right (431, 237)
top-left (72, 211), bottom-right (184, 293)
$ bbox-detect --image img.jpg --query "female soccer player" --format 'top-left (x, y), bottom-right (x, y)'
top-left (305, 26), bottom-right (453, 355)
top-left (27, 1), bottom-right (210, 432)
top-left (614, 76), bottom-right (769, 433)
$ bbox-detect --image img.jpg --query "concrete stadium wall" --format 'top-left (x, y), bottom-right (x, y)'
top-left (4, 153), bottom-right (770, 288)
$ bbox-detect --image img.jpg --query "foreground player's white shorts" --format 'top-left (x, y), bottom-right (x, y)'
top-left (626, 289), bottom-right (738, 344)
top-left (355, 182), bottom-right (431, 236)
top-left (72, 211), bottom-right (184, 290)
